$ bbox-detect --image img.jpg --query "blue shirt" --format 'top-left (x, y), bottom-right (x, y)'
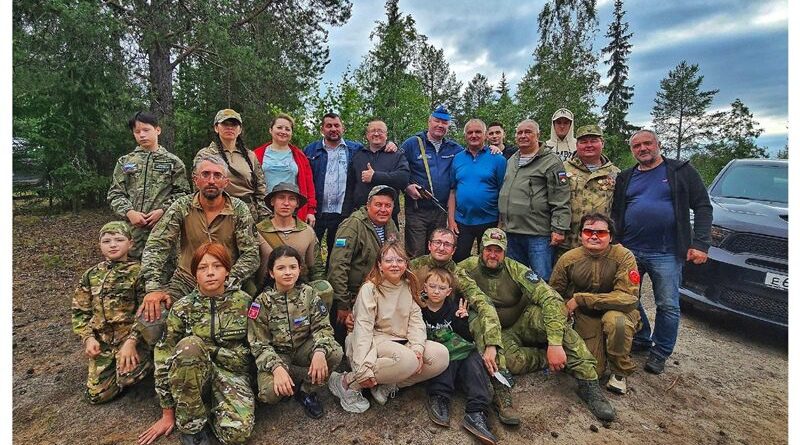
top-left (321, 142), bottom-right (349, 213)
top-left (262, 148), bottom-right (298, 194)
top-left (401, 131), bottom-right (464, 208)
top-left (621, 163), bottom-right (677, 253)
top-left (450, 147), bottom-right (506, 225)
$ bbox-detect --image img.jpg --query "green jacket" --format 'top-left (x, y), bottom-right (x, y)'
top-left (563, 155), bottom-right (620, 250)
top-left (107, 145), bottom-right (190, 217)
top-left (498, 147), bottom-right (571, 236)
top-left (248, 283), bottom-right (339, 373)
top-left (409, 255), bottom-right (502, 349)
top-left (154, 288), bottom-right (252, 408)
top-left (327, 207), bottom-right (399, 311)
top-left (459, 256), bottom-right (567, 346)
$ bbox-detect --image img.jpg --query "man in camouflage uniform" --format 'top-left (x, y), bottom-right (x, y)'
top-left (551, 213), bottom-right (641, 395)
top-left (407, 228), bottom-right (511, 423)
top-left (139, 154), bottom-right (260, 325)
top-left (459, 228), bottom-right (616, 422)
top-left (108, 111), bottom-right (191, 259)
top-left (327, 185), bottom-right (399, 344)
top-left (72, 221), bottom-right (151, 404)
top-left (561, 124), bottom-right (620, 252)
top-left (248, 282), bottom-right (343, 417)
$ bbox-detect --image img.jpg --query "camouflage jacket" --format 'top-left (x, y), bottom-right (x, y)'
top-left (247, 284), bottom-right (338, 373)
top-left (563, 155), bottom-right (620, 250)
top-left (154, 288), bottom-right (252, 408)
top-left (141, 192), bottom-right (259, 293)
top-left (459, 256), bottom-right (567, 346)
top-left (550, 244), bottom-right (639, 315)
top-left (72, 260), bottom-right (144, 346)
top-left (107, 145), bottom-right (191, 217)
top-left (409, 255), bottom-right (502, 349)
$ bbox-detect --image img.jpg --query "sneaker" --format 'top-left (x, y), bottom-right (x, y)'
top-left (644, 354), bottom-right (666, 375)
top-left (328, 371), bottom-right (370, 413)
top-left (295, 390), bottom-right (324, 419)
top-left (491, 378), bottom-right (521, 426)
top-left (462, 411), bottom-right (498, 445)
top-left (427, 395), bottom-right (450, 427)
top-left (576, 379), bottom-right (616, 422)
top-left (606, 374), bottom-right (627, 395)
top-left (178, 427), bottom-right (211, 445)
top-left (370, 383), bottom-right (398, 405)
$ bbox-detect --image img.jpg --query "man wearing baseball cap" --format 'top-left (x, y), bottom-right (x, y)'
top-left (545, 107), bottom-right (577, 162)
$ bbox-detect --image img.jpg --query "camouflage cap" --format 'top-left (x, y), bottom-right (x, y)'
top-left (99, 221), bottom-right (132, 239)
top-left (481, 227), bottom-right (507, 251)
top-left (265, 182), bottom-right (308, 211)
top-left (367, 185), bottom-right (397, 202)
top-left (214, 108), bottom-right (243, 125)
top-left (576, 124), bottom-right (603, 139)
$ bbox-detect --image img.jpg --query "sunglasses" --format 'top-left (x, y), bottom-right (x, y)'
top-left (581, 229), bottom-right (610, 239)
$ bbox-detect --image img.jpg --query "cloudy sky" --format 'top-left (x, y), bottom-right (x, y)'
top-left (321, 0), bottom-right (788, 154)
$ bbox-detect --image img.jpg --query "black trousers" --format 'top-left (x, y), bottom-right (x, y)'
top-left (405, 204), bottom-right (448, 258)
top-left (314, 212), bottom-right (345, 272)
top-left (453, 221), bottom-right (496, 263)
top-left (426, 349), bottom-right (491, 413)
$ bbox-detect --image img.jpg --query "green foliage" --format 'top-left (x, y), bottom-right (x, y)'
top-left (413, 42), bottom-right (462, 115)
top-left (310, 69), bottom-right (371, 142)
top-left (460, 74), bottom-right (495, 125)
top-left (600, 0), bottom-right (635, 139)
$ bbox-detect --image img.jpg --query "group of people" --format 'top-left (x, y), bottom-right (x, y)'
top-left (72, 104), bottom-right (713, 445)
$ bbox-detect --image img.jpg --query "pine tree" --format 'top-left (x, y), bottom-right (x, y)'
top-left (651, 60), bottom-right (718, 160)
top-left (460, 73), bottom-right (494, 123)
top-left (601, 0), bottom-right (634, 137)
top-left (413, 42), bottom-right (462, 116)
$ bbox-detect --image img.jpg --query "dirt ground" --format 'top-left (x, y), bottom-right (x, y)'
top-left (12, 210), bottom-right (788, 445)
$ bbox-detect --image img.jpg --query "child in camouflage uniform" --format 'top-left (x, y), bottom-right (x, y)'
top-left (248, 245), bottom-right (343, 419)
top-left (72, 221), bottom-right (152, 404)
top-left (420, 268), bottom-right (497, 445)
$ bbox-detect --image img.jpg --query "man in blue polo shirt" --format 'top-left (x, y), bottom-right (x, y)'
top-left (447, 118), bottom-right (507, 262)
top-left (402, 106), bottom-right (465, 257)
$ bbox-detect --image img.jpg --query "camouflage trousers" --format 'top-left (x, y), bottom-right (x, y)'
top-left (85, 340), bottom-right (152, 404)
top-left (573, 309), bottom-right (641, 377)
top-left (168, 336), bottom-right (254, 445)
top-left (256, 337), bottom-right (343, 404)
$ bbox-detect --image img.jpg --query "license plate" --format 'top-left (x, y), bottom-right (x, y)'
top-left (764, 272), bottom-right (788, 290)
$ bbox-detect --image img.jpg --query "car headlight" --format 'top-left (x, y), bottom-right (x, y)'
top-left (709, 225), bottom-right (733, 247)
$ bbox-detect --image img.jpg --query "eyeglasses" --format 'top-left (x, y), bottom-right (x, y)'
top-left (581, 229), bottom-right (610, 239)
top-left (382, 257), bottom-right (407, 265)
top-left (424, 283), bottom-right (451, 293)
top-left (197, 171), bottom-right (225, 181)
top-left (368, 129), bottom-right (387, 134)
top-left (430, 239), bottom-right (455, 249)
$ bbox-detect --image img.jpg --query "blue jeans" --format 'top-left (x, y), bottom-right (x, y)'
top-left (630, 250), bottom-right (683, 359)
top-left (506, 234), bottom-right (554, 281)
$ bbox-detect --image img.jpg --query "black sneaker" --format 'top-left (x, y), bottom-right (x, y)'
top-left (295, 390), bottom-right (324, 419)
top-left (427, 395), bottom-right (450, 427)
top-left (462, 411), bottom-right (498, 445)
top-left (644, 353), bottom-right (666, 375)
top-left (575, 379), bottom-right (616, 422)
top-left (178, 427), bottom-right (211, 445)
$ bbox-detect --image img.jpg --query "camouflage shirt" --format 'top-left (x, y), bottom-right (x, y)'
top-left (459, 256), bottom-right (567, 345)
top-left (563, 155), bottom-right (620, 250)
top-left (107, 145), bottom-right (191, 217)
top-left (154, 288), bottom-right (252, 408)
top-left (72, 260), bottom-right (144, 346)
top-left (247, 283), bottom-right (338, 373)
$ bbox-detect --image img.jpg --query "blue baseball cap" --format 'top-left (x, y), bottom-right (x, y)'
top-left (431, 105), bottom-right (451, 121)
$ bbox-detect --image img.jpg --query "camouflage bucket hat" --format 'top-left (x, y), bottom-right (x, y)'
top-left (266, 182), bottom-right (308, 211)
top-left (367, 185), bottom-right (397, 202)
top-left (99, 221), bottom-right (132, 239)
top-left (481, 228), bottom-right (507, 251)
top-left (576, 124), bottom-right (603, 139)
top-left (214, 108), bottom-right (243, 125)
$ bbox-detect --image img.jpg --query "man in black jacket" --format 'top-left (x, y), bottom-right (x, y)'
top-left (611, 129), bottom-right (712, 375)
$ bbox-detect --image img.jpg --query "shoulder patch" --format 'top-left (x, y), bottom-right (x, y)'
top-left (525, 270), bottom-right (540, 283)
top-left (122, 163), bottom-right (138, 174)
top-left (316, 299), bottom-right (328, 316)
top-left (386, 232), bottom-right (398, 243)
top-left (247, 302), bottom-right (261, 319)
top-left (628, 269), bottom-right (641, 285)
top-left (556, 170), bottom-right (568, 185)
top-left (334, 238), bottom-right (347, 248)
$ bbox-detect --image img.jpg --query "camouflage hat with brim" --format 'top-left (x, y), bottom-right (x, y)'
top-left (214, 109), bottom-right (243, 125)
top-left (99, 221), bottom-right (132, 239)
top-left (266, 182), bottom-right (308, 211)
top-left (576, 124), bottom-right (603, 139)
top-left (367, 185), bottom-right (397, 202)
top-left (481, 227), bottom-right (507, 251)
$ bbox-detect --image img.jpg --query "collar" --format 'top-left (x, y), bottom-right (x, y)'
top-left (323, 139), bottom-right (347, 150)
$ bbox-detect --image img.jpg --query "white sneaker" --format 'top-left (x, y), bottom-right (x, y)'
top-left (606, 374), bottom-right (627, 395)
top-left (328, 371), bottom-right (370, 413)
top-left (370, 384), bottom-right (398, 405)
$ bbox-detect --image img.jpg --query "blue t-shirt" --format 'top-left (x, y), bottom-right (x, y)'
top-left (621, 163), bottom-right (677, 253)
top-left (450, 147), bottom-right (507, 225)
top-left (262, 148), bottom-right (298, 194)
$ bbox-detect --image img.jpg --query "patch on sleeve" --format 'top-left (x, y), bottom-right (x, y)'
top-left (387, 232), bottom-right (398, 243)
top-left (316, 299), bottom-right (328, 316)
top-left (525, 270), bottom-right (540, 283)
top-left (247, 302), bottom-right (261, 319)
top-left (556, 170), bottom-right (568, 185)
top-left (628, 270), bottom-right (641, 285)
top-left (334, 238), bottom-right (347, 248)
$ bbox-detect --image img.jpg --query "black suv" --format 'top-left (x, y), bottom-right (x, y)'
top-left (680, 159), bottom-right (788, 327)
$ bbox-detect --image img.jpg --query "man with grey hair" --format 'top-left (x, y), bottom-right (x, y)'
top-left (138, 153), bottom-right (260, 324)
top-left (498, 119), bottom-right (571, 281)
top-left (611, 129), bottom-right (712, 375)
top-left (447, 118), bottom-right (507, 262)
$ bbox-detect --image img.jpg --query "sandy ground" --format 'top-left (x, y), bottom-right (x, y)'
top-left (12, 210), bottom-right (788, 445)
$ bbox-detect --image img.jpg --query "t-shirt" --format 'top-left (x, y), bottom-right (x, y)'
top-left (450, 147), bottom-right (507, 225)
top-left (621, 162), bottom-right (677, 253)
top-left (262, 148), bottom-right (298, 194)
top-left (421, 296), bottom-right (475, 361)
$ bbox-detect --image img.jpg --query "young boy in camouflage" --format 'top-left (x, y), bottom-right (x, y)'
top-left (71, 221), bottom-right (152, 404)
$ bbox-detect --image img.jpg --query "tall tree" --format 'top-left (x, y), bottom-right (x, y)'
top-left (310, 68), bottom-right (370, 142)
top-left (488, 72), bottom-right (520, 132)
top-left (651, 60), bottom-right (718, 160)
top-left (516, 0), bottom-right (601, 128)
top-left (460, 73), bottom-right (494, 123)
top-left (600, 0), bottom-right (634, 137)
top-left (413, 41), bottom-right (462, 114)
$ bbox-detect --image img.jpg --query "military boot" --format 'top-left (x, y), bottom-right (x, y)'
top-left (576, 379), bottom-right (616, 421)
top-left (178, 426), bottom-right (211, 445)
top-left (491, 378), bottom-right (521, 426)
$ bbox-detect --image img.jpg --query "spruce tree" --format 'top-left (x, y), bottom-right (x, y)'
top-left (460, 73), bottom-right (494, 123)
top-left (601, 0), bottom-right (635, 137)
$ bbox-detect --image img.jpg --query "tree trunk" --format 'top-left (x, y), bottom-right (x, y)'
top-left (148, 42), bottom-right (174, 151)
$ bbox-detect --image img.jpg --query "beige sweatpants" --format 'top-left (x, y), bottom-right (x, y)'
top-left (346, 337), bottom-right (449, 388)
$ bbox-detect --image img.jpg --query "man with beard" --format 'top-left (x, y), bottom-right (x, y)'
top-left (138, 154), bottom-right (260, 326)
top-left (544, 108), bottom-right (577, 162)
